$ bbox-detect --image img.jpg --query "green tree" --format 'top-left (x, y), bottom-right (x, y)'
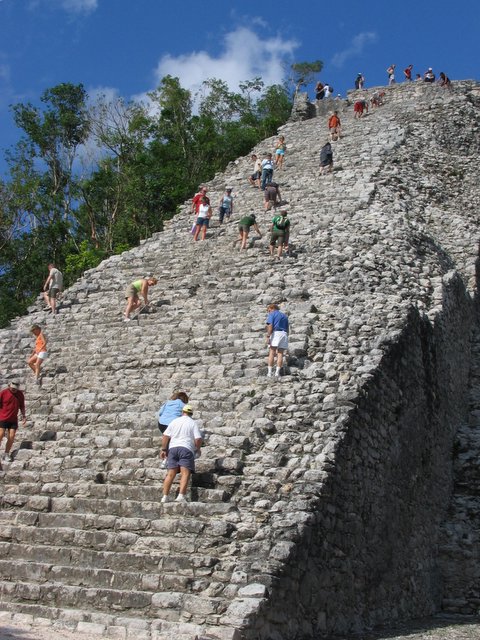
top-left (11, 83), bottom-right (89, 222)
top-left (290, 60), bottom-right (323, 97)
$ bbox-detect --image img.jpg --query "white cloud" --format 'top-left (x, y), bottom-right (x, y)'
top-left (331, 32), bottom-right (377, 68)
top-left (150, 26), bottom-right (299, 96)
top-left (27, 0), bottom-right (97, 14)
top-left (61, 0), bottom-right (97, 13)
top-left (87, 85), bottom-right (119, 105)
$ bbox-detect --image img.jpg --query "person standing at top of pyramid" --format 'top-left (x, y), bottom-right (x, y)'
top-left (387, 64), bottom-right (396, 85)
top-left (404, 64), bottom-right (413, 81)
top-left (354, 73), bottom-right (365, 90)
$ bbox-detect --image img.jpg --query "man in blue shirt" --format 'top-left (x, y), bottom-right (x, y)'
top-left (265, 303), bottom-right (289, 378)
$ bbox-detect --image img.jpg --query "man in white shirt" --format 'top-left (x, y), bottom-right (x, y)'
top-left (161, 405), bottom-right (202, 503)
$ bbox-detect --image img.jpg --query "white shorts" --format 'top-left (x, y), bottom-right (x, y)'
top-left (37, 352), bottom-right (48, 360)
top-left (270, 331), bottom-right (288, 349)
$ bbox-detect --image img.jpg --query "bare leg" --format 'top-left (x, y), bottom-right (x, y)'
top-left (5, 429), bottom-right (16, 454)
top-left (34, 358), bottom-right (42, 379)
top-left (277, 349), bottom-right (285, 369)
top-left (201, 225), bottom-right (207, 240)
top-left (268, 346), bottom-right (277, 368)
top-left (125, 296), bottom-right (140, 319)
top-left (240, 231), bottom-right (249, 250)
top-left (162, 468), bottom-right (178, 496)
top-left (178, 467), bottom-right (191, 495)
top-left (27, 355), bottom-right (37, 373)
top-left (193, 225), bottom-right (201, 241)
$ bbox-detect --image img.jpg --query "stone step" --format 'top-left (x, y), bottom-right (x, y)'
top-left (0, 539), bottom-right (223, 579)
top-left (0, 579), bottom-right (229, 622)
top-left (0, 474), bottom-right (235, 508)
top-left (0, 603), bottom-right (222, 640)
top-left (0, 511), bottom-right (238, 553)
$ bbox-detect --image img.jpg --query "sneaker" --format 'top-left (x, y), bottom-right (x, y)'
top-left (175, 494), bottom-right (187, 502)
top-left (2, 453), bottom-right (12, 462)
top-left (123, 317), bottom-right (131, 322)
top-left (266, 371), bottom-right (273, 378)
top-left (161, 495), bottom-right (170, 503)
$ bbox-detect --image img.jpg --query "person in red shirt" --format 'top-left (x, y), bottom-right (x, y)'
top-left (191, 186), bottom-right (209, 215)
top-left (0, 381), bottom-right (26, 462)
top-left (404, 65), bottom-right (413, 81)
top-left (27, 324), bottom-right (48, 382)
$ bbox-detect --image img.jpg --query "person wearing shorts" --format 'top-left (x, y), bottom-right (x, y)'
top-left (0, 381), bottom-right (26, 463)
top-left (124, 277), bottom-right (158, 322)
top-left (265, 304), bottom-right (289, 378)
top-left (248, 155), bottom-right (262, 188)
top-left (269, 210), bottom-right (290, 259)
top-left (274, 136), bottom-right (286, 169)
top-left (354, 99), bottom-right (368, 118)
top-left (237, 214), bottom-right (262, 251)
top-left (264, 182), bottom-right (281, 212)
top-left (193, 197), bottom-right (212, 241)
top-left (43, 263), bottom-right (63, 315)
top-left (160, 405), bottom-right (203, 503)
top-left (328, 111), bottom-right (341, 141)
top-left (27, 324), bottom-right (48, 383)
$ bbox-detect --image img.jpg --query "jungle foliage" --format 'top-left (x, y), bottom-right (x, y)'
top-left (0, 76), bottom-right (293, 327)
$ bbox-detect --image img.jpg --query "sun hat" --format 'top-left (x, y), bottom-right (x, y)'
top-left (182, 405), bottom-right (193, 415)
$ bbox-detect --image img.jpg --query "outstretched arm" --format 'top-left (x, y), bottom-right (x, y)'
top-left (43, 274), bottom-right (52, 292)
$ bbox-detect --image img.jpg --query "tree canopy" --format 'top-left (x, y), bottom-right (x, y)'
top-left (0, 77), bottom-right (292, 327)
top-left (290, 60), bottom-right (323, 97)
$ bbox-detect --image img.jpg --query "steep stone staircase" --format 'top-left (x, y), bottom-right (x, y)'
top-left (0, 80), bottom-right (479, 639)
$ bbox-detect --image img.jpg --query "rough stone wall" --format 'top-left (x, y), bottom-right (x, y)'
top-left (0, 81), bottom-right (479, 640)
top-left (243, 274), bottom-right (474, 640)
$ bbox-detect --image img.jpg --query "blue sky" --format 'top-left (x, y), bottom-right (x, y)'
top-left (0, 0), bottom-right (478, 175)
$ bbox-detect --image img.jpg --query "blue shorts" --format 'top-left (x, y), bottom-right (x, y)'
top-left (196, 217), bottom-right (209, 227)
top-left (167, 446), bottom-right (195, 472)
